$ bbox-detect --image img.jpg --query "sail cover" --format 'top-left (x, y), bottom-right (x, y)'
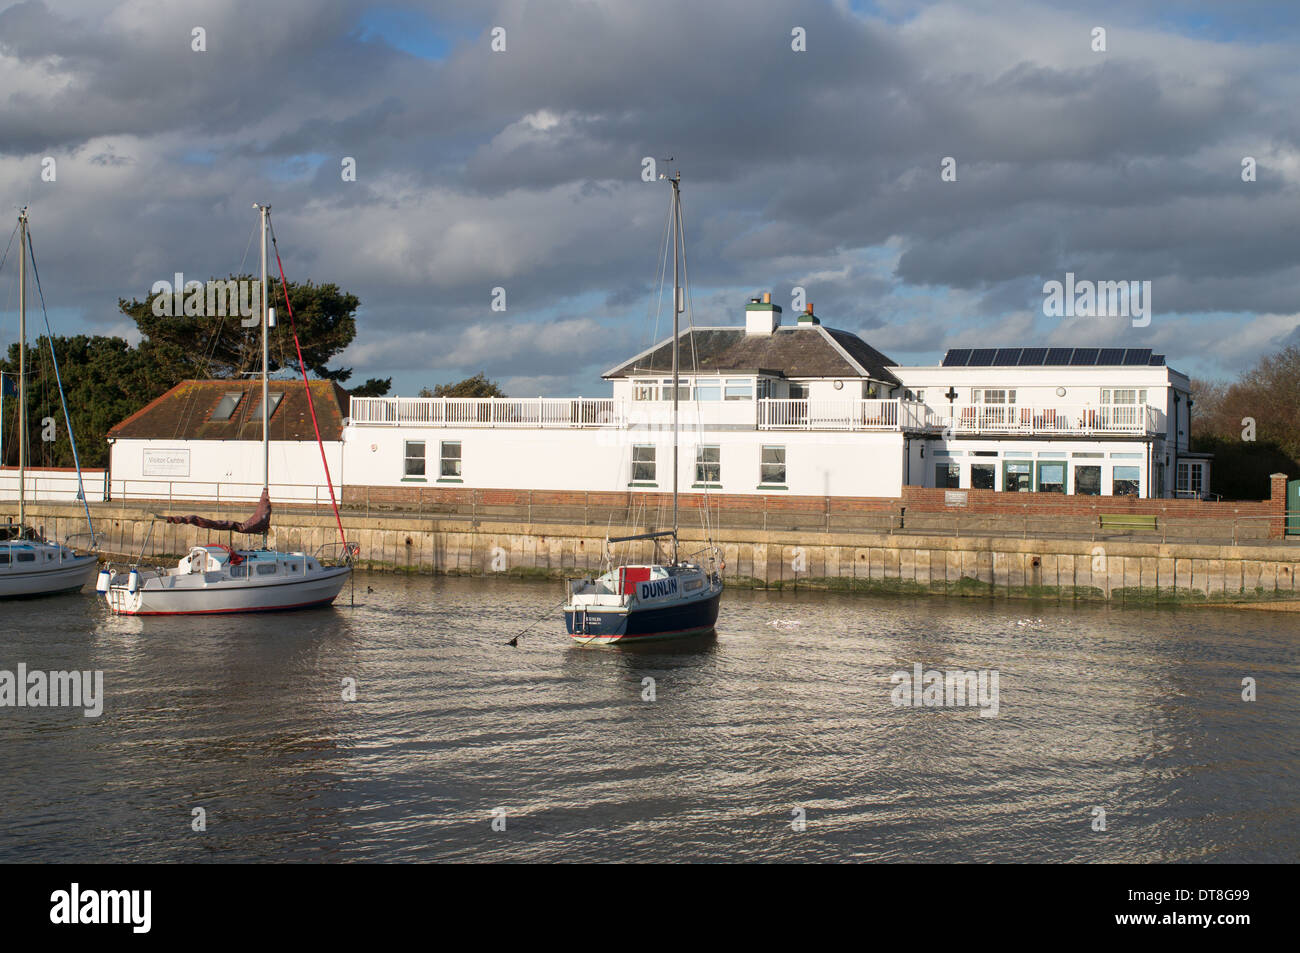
top-left (164, 489), bottom-right (271, 534)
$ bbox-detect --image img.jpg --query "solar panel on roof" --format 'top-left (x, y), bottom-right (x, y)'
top-left (994, 347), bottom-right (1022, 365)
top-left (1149, 354), bottom-right (1165, 366)
top-left (1097, 348), bottom-right (1125, 365)
top-left (943, 349), bottom-right (971, 367)
top-left (1121, 348), bottom-right (1152, 366)
top-left (968, 348), bottom-right (997, 366)
top-left (1071, 348), bottom-right (1099, 365)
top-left (1018, 347), bottom-right (1047, 365)
top-left (1044, 348), bottom-right (1074, 366)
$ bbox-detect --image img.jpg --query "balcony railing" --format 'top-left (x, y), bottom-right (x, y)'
top-left (349, 396), bottom-right (1165, 436)
top-left (938, 403), bottom-right (1164, 435)
top-left (350, 396), bottom-right (623, 427)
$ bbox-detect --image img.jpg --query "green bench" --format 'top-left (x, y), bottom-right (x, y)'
top-left (1099, 513), bottom-right (1157, 532)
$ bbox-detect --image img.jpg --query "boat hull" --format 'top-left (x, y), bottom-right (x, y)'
top-left (0, 553), bottom-right (99, 599)
top-left (104, 565), bottom-right (351, 616)
top-left (566, 588), bottom-right (721, 644)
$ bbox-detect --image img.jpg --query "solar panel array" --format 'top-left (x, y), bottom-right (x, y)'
top-left (941, 347), bottom-right (1164, 367)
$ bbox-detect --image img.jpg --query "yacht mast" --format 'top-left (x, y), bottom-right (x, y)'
top-left (669, 173), bottom-right (681, 563)
top-left (255, 203), bottom-right (270, 547)
top-left (16, 208), bottom-right (26, 529)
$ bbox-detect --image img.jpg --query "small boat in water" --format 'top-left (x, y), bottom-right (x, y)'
top-left (563, 170), bottom-right (724, 644)
top-left (100, 204), bottom-right (355, 615)
top-left (565, 554), bottom-right (722, 644)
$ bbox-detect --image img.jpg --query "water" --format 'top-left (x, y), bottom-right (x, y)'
top-left (1, 574), bottom-right (1296, 862)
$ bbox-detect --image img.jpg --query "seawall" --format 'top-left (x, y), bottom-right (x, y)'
top-left (7, 499), bottom-right (1300, 606)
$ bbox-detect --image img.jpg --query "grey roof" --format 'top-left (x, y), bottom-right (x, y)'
top-left (604, 325), bottom-right (901, 385)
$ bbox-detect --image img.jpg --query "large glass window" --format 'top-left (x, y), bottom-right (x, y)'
top-left (971, 463), bottom-right (996, 490)
top-left (760, 446), bottom-right (786, 485)
top-left (1074, 465), bottom-right (1101, 496)
top-left (632, 445), bottom-right (656, 482)
top-left (1036, 461), bottom-right (1066, 493)
top-left (694, 379), bottom-right (721, 401)
top-left (695, 445), bottom-right (721, 483)
top-left (633, 379), bottom-right (657, 401)
top-left (212, 391), bottom-right (243, 421)
top-left (936, 463), bottom-right (961, 488)
top-left (440, 441), bottom-right (462, 478)
top-left (1113, 466), bottom-right (1141, 497)
top-left (404, 440), bottom-right (425, 477)
top-left (660, 379), bottom-right (689, 401)
top-left (724, 379), bottom-right (753, 401)
top-left (1004, 460), bottom-right (1033, 492)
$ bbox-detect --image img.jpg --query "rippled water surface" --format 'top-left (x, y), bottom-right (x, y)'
top-left (1, 573), bottom-right (1297, 862)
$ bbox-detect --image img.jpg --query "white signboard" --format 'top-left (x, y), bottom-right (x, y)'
top-left (944, 490), bottom-right (968, 506)
top-left (143, 448), bottom-right (190, 478)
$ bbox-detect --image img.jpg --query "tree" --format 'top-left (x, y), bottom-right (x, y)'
top-left (0, 335), bottom-right (166, 469)
top-left (421, 373), bottom-right (507, 398)
top-left (119, 275), bottom-right (360, 383)
top-left (349, 377), bottom-right (392, 397)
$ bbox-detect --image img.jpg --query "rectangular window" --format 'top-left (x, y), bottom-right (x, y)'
top-left (695, 445), bottom-right (721, 483)
top-left (1113, 465), bottom-right (1141, 497)
top-left (1036, 461), bottom-right (1066, 494)
top-left (757, 379), bottom-right (773, 400)
top-left (724, 379), bottom-right (753, 401)
top-left (971, 464), bottom-right (996, 490)
top-left (788, 383), bottom-right (809, 400)
top-left (0, 552), bottom-right (9, 565)
top-left (404, 440), bottom-right (426, 477)
top-left (660, 379), bottom-right (688, 401)
top-left (935, 463), bottom-right (961, 488)
top-left (914, 389), bottom-right (925, 403)
top-left (1004, 460), bottom-right (1033, 492)
top-left (440, 441), bottom-right (462, 478)
top-left (1074, 465), bottom-right (1102, 496)
top-left (211, 391), bottom-right (243, 421)
top-left (633, 379), bottom-right (657, 401)
top-left (760, 445), bottom-right (786, 485)
top-left (632, 445), bottom-right (656, 483)
top-left (695, 379), bottom-right (721, 401)
top-left (256, 563), bottom-right (277, 576)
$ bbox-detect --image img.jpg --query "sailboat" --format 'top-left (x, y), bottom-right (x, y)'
top-left (99, 204), bottom-right (353, 615)
top-left (0, 207), bottom-right (100, 598)
top-left (563, 172), bottom-right (724, 644)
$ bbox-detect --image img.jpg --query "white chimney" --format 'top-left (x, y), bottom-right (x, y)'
top-left (745, 292), bottom-right (781, 335)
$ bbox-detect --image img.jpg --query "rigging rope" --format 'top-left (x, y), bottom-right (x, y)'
top-left (24, 225), bottom-right (94, 536)
top-left (267, 217), bottom-right (349, 552)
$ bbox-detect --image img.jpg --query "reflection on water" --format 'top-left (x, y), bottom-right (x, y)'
top-left (1, 574), bottom-right (1297, 862)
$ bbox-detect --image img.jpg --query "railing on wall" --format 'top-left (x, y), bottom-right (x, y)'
top-left (108, 480), bottom-right (333, 505)
top-left (0, 467), bottom-right (108, 502)
top-left (350, 396), bottom-right (623, 428)
top-left (939, 403), bottom-right (1165, 435)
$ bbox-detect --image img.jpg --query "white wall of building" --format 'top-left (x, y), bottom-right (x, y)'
top-left (344, 424), bottom-right (906, 498)
top-left (109, 439), bottom-right (344, 504)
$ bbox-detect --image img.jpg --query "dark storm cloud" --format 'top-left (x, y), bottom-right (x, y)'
top-left (1, 0), bottom-right (1298, 394)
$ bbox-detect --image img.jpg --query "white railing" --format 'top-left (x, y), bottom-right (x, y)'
top-left (758, 399), bottom-right (922, 430)
top-left (109, 480), bottom-right (335, 505)
top-left (351, 396), bottom-right (623, 428)
top-left (0, 467), bottom-right (108, 502)
top-left (940, 403), bottom-right (1165, 435)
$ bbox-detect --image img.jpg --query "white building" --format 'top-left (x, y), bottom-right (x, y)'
top-left (107, 379), bottom-right (348, 504)
top-left (342, 295), bottom-right (1209, 501)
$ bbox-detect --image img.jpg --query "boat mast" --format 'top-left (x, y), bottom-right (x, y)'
top-left (669, 172), bottom-right (681, 564)
top-left (255, 202), bottom-right (270, 547)
top-left (16, 208), bottom-right (26, 529)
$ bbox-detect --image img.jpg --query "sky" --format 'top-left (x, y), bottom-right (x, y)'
top-left (1, 0), bottom-right (1299, 396)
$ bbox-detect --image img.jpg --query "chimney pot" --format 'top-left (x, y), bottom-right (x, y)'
top-left (762, 292), bottom-right (771, 304)
top-left (806, 303), bottom-right (814, 314)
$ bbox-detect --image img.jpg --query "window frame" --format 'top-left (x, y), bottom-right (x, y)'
top-left (439, 440), bottom-right (462, 479)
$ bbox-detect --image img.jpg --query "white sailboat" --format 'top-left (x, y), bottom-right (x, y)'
top-left (99, 204), bottom-right (353, 615)
top-left (0, 207), bottom-right (99, 599)
top-left (563, 172), bottom-right (723, 644)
